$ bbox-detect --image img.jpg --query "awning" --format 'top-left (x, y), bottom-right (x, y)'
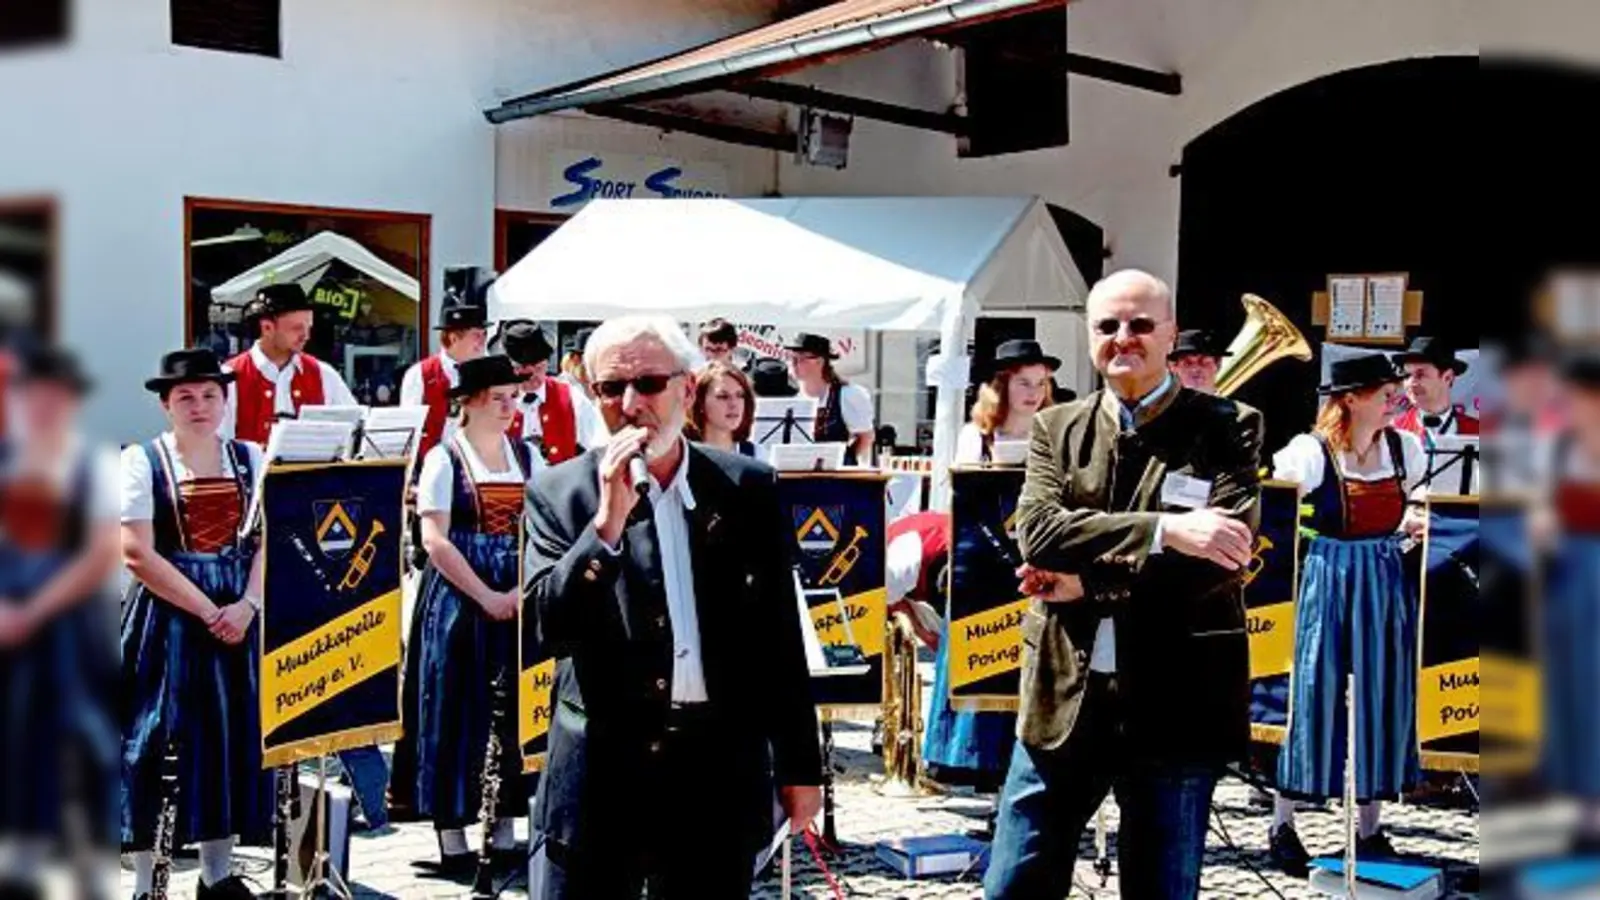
top-left (488, 195), bottom-right (1087, 508)
top-left (485, 0), bottom-right (1063, 123)
top-left (209, 231), bottom-right (421, 307)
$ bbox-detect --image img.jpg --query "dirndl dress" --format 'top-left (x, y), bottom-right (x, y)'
top-left (120, 438), bottom-right (274, 849)
top-left (394, 438), bottom-right (532, 828)
top-left (1542, 474), bottom-right (1600, 797)
top-left (0, 443), bottom-right (119, 844)
top-left (1276, 431), bottom-right (1421, 802)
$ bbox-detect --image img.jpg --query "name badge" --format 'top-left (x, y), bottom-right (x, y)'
top-left (1161, 472), bottom-right (1212, 510)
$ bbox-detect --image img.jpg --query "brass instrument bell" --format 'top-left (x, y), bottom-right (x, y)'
top-left (1213, 294), bottom-right (1314, 397)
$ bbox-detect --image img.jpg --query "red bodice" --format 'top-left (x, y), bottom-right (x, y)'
top-left (180, 478), bottom-right (244, 553)
top-left (0, 478), bottom-right (63, 552)
top-left (474, 482), bottom-right (523, 537)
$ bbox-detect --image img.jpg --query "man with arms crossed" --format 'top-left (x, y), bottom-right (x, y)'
top-left (986, 270), bottom-right (1263, 899)
top-left (522, 314), bottom-right (822, 899)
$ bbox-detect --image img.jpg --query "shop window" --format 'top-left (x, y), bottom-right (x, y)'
top-left (0, 0), bottom-right (68, 49)
top-left (172, 0), bottom-right (280, 57)
top-left (495, 210), bottom-right (566, 272)
top-left (0, 199), bottom-right (58, 339)
top-left (185, 198), bottom-right (428, 407)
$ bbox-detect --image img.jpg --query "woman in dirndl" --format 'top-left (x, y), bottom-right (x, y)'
top-left (923, 340), bottom-right (1057, 788)
top-left (396, 354), bottom-right (532, 873)
top-left (0, 345), bottom-right (120, 892)
top-left (120, 348), bottom-right (272, 900)
top-left (1266, 351), bottom-right (1429, 874)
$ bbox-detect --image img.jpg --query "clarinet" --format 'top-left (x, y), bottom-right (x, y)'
top-left (272, 764), bottom-right (297, 899)
top-left (472, 666), bottom-right (510, 899)
top-left (150, 737), bottom-right (179, 900)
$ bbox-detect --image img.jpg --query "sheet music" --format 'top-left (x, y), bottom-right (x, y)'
top-left (1328, 276), bottom-right (1367, 339)
top-left (358, 405), bottom-right (429, 460)
top-left (242, 420), bottom-right (356, 532)
top-left (989, 439), bottom-right (1028, 466)
top-left (767, 442), bottom-right (847, 472)
top-left (1367, 275), bottom-right (1406, 339)
top-left (296, 405), bottom-right (368, 425)
top-left (752, 397), bottom-right (819, 449)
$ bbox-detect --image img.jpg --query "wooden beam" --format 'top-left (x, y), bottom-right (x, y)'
top-left (730, 80), bottom-right (971, 136)
top-left (1064, 52), bottom-right (1181, 95)
top-left (584, 104), bottom-right (797, 152)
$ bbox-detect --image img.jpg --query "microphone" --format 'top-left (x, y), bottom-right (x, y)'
top-left (629, 454), bottom-right (651, 499)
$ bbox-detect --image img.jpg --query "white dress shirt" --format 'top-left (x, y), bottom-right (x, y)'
top-left (1412, 405), bottom-right (1479, 495)
top-left (599, 440), bottom-right (709, 704)
top-left (400, 352), bottom-right (464, 446)
top-left (219, 344), bottom-right (358, 439)
top-left (518, 379), bottom-right (610, 450)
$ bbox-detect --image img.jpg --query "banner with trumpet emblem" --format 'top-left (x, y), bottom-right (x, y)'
top-left (947, 467), bottom-right (1028, 706)
top-left (1246, 481), bottom-right (1301, 744)
top-left (520, 570), bottom-right (554, 773)
top-left (780, 472), bottom-right (887, 711)
top-left (1417, 495), bottom-right (1479, 772)
top-left (259, 460), bottom-right (406, 767)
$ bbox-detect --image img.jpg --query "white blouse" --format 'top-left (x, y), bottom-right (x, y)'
top-left (954, 422), bottom-right (1030, 464)
top-left (1271, 430), bottom-right (1429, 500)
top-left (120, 434), bottom-right (265, 523)
top-left (416, 432), bottom-right (528, 518)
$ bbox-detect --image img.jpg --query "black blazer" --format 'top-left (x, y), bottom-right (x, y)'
top-left (522, 443), bottom-right (822, 853)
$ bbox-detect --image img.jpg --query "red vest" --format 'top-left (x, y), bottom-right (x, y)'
top-left (228, 349), bottom-right (326, 444)
top-left (1394, 404), bottom-right (1480, 438)
top-left (417, 354), bottom-right (452, 461)
top-left (510, 378), bottom-right (580, 465)
top-left (887, 511), bottom-right (950, 600)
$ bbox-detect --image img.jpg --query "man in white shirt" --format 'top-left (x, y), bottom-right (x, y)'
top-left (786, 332), bottom-right (875, 465)
top-left (220, 284), bottom-right (357, 443)
top-left (398, 266), bottom-right (491, 460)
top-left (522, 314), bottom-right (821, 899)
top-left (498, 320), bottom-right (607, 466)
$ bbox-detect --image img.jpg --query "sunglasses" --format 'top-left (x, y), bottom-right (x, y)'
top-left (1092, 316), bottom-right (1163, 337)
top-left (593, 371), bottom-right (685, 399)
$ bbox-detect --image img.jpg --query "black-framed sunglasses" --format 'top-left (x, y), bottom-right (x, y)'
top-left (592, 371), bottom-right (685, 399)
top-left (1092, 316), bottom-right (1163, 337)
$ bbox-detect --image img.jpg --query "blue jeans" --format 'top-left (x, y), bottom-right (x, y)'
top-left (337, 746), bottom-right (391, 829)
top-left (985, 677), bottom-right (1219, 899)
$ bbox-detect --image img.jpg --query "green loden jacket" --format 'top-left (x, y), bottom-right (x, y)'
top-left (1014, 381), bottom-right (1264, 765)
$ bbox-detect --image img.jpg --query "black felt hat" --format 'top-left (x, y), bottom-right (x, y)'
top-left (436, 266), bottom-right (495, 331)
top-left (1393, 335), bottom-right (1468, 375)
top-left (1168, 329), bottom-right (1233, 361)
top-left (450, 354), bottom-right (524, 398)
top-left (247, 282), bottom-right (314, 320)
top-left (498, 319), bottom-right (555, 365)
top-left (784, 333), bottom-right (838, 360)
top-left (144, 348), bottom-right (235, 394)
top-left (1318, 351), bottom-right (1404, 395)
top-left (750, 357), bottom-right (798, 397)
top-left (1492, 331), bottom-right (1553, 370)
top-left (16, 344), bottom-right (92, 394)
top-left (993, 339), bottom-right (1060, 371)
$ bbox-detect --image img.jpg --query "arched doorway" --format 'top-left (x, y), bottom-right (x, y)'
top-left (1175, 55), bottom-right (1474, 453)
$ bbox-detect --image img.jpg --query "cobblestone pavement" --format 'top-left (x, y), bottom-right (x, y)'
top-left (120, 720), bottom-right (1478, 898)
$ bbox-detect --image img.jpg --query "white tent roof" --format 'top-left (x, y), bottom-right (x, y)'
top-left (488, 196), bottom-right (1088, 333)
top-left (209, 231), bottom-right (421, 307)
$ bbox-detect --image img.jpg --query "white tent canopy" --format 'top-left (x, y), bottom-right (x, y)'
top-left (488, 195), bottom-right (1089, 507)
top-left (209, 230), bottom-right (421, 307)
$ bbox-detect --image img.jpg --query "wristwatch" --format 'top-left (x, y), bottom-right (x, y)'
top-left (244, 593), bottom-right (263, 614)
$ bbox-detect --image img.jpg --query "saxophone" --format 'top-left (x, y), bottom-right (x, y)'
top-left (150, 737), bottom-right (179, 900)
top-left (472, 666), bottom-right (510, 899)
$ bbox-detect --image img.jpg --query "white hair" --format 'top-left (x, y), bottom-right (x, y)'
top-left (583, 313), bottom-right (701, 376)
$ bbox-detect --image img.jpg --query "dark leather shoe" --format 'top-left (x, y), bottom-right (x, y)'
top-left (1269, 824), bottom-right (1311, 878)
top-left (1356, 829), bottom-right (1400, 859)
top-left (412, 852), bottom-right (476, 880)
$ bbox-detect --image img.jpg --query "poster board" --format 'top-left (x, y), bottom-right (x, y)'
top-left (519, 526), bottom-right (554, 774)
top-left (779, 472), bottom-right (887, 717)
top-left (259, 459), bottom-right (406, 767)
top-left (946, 466), bottom-right (1028, 711)
top-left (1247, 481), bottom-right (1302, 744)
top-left (1417, 494), bottom-right (1480, 773)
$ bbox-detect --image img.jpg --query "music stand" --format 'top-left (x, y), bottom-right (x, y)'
top-left (1419, 436), bottom-right (1481, 496)
top-left (753, 397), bottom-right (819, 449)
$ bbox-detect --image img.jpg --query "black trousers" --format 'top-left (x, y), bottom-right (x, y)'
top-left (529, 705), bottom-right (765, 900)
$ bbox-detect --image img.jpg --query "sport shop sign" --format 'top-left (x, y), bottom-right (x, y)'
top-left (547, 151), bottom-right (729, 209)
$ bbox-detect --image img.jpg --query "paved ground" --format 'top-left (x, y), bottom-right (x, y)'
top-left (120, 717), bottom-right (1479, 898)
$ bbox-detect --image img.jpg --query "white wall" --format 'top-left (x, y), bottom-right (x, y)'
top-left (0, 0), bottom-right (781, 442)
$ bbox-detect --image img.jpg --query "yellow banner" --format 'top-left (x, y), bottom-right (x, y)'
top-left (809, 587), bottom-right (885, 658)
top-left (260, 589), bottom-right (402, 736)
top-left (1481, 652), bottom-right (1540, 743)
top-left (1417, 657), bottom-right (1480, 743)
top-left (949, 598), bottom-right (1028, 689)
top-left (520, 659), bottom-right (557, 748)
top-left (1247, 601), bottom-right (1295, 680)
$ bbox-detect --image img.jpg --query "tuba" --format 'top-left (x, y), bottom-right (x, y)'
top-left (1213, 294), bottom-right (1314, 397)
